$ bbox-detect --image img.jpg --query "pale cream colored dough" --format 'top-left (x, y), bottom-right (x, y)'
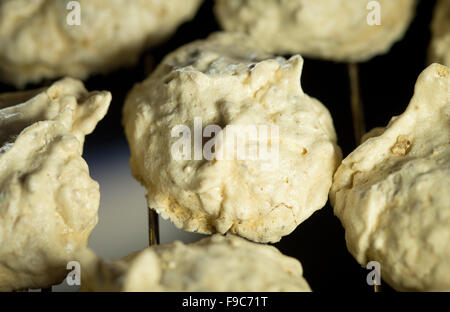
top-left (215, 0), bottom-right (417, 62)
top-left (0, 78), bottom-right (111, 291)
top-left (430, 0), bottom-right (450, 66)
top-left (0, 0), bottom-right (203, 87)
top-left (331, 64), bottom-right (450, 291)
top-left (123, 32), bottom-right (342, 243)
top-left (79, 234), bottom-right (312, 292)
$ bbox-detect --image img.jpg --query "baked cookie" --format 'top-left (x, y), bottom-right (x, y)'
top-left (123, 32), bottom-right (342, 243)
top-left (330, 64), bottom-right (450, 291)
top-left (215, 0), bottom-right (417, 62)
top-left (80, 234), bottom-right (312, 292)
top-left (0, 0), bottom-right (203, 87)
top-left (0, 78), bottom-right (111, 291)
top-left (430, 0), bottom-right (450, 66)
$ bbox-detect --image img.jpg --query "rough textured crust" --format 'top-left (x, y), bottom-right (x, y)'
top-left (0, 78), bottom-right (111, 291)
top-left (79, 234), bottom-right (311, 292)
top-left (123, 32), bottom-right (342, 243)
top-left (0, 0), bottom-right (203, 87)
top-left (430, 0), bottom-right (450, 66)
top-left (330, 64), bottom-right (450, 291)
top-left (214, 0), bottom-right (416, 62)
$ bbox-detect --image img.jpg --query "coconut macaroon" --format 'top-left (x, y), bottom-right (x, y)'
top-left (330, 64), bottom-right (450, 291)
top-left (0, 78), bottom-right (111, 291)
top-left (123, 32), bottom-right (342, 243)
top-left (80, 234), bottom-right (311, 292)
top-left (430, 0), bottom-right (450, 66)
top-left (214, 0), bottom-right (417, 62)
top-left (0, 0), bottom-right (203, 87)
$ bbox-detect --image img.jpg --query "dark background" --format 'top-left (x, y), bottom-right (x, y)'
top-left (0, 0), bottom-right (438, 292)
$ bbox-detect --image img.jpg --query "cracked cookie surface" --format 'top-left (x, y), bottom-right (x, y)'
top-left (0, 78), bottom-right (111, 291)
top-left (123, 32), bottom-right (342, 243)
top-left (331, 64), bottom-right (450, 291)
